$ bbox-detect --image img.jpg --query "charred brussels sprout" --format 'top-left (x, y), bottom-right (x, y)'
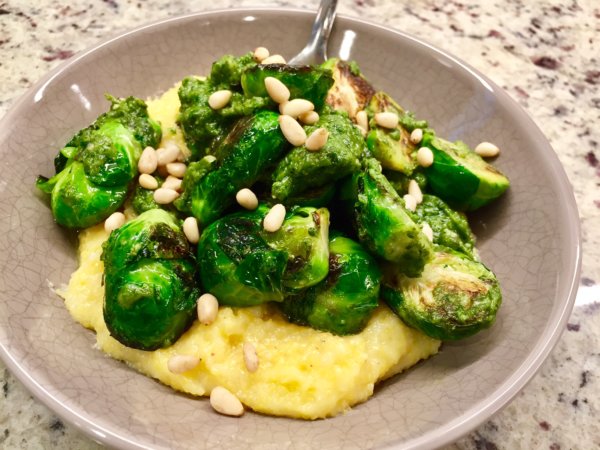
top-left (178, 53), bottom-right (269, 158)
top-left (271, 112), bottom-right (365, 201)
top-left (382, 248), bottom-right (502, 340)
top-left (102, 209), bottom-right (200, 350)
top-left (241, 64), bottom-right (334, 110)
top-left (366, 92), bottom-right (427, 175)
top-left (186, 111), bottom-right (289, 226)
top-left (322, 58), bottom-right (375, 119)
top-left (340, 158), bottom-right (433, 277)
top-left (173, 156), bottom-right (218, 215)
top-left (410, 194), bottom-right (475, 258)
top-left (197, 205), bottom-right (330, 306)
top-left (36, 96), bottom-right (161, 228)
top-left (420, 133), bottom-right (510, 211)
top-left (280, 234), bottom-right (381, 335)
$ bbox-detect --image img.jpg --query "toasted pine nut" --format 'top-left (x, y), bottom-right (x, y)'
top-left (236, 188), bottom-right (259, 210)
top-left (475, 141), bottom-right (500, 158)
top-left (422, 223), bottom-right (434, 242)
top-left (298, 110), bottom-right (319, 125)
top-left (156, 146), bottom-right (180, 166)
top-left (305, 127), bottom-right (329, 151)
top-left (139, 173), bottom-right (158, 190)
top-left (261, 54), bottom-right (286, 65)
top-left (197, 293), bottom-right (219, 325)
top-left (254, 46), bottom-right (270, 62)
top-left (403, 194), bottom-right (417, 212)
top-left (243, 342), bottom-right (259, 373)
top-left (210, 386), bottom-right (244, 417)
top-left (167, 354), bottom-right (200, 374)
top-left (183, 217), bottom-right (200, 244)
top-left (153, 188), bottom-right (179, 204)
top-left (138, 146), bottom-right (158, 174)
top-left (408, 180), bottom-right (423, 204)
top-left (162, 176), bottom-right (182, 192)
top-left (264, 77), bottom-right (290, 104)
top-left (278, 115), bottom-right (306, 146)
top-left (263, 203), bottom-right (286, 232)
top-left (166, 162), bottom-right (187, 178)
top-left (279, 99), bottom-right (314, 118)
top-left (417, 147), bottom-right (434, 167)
top-left (104, 212), bottom-right (125, 233)
top-left (375, 112), bottom-right (399, 129)
top-left (410, 128), bottom-right (423, 144)
top-left (208, 90), bottom-right (232, 110)
top-left (356, 110), bottom-right (369, 133)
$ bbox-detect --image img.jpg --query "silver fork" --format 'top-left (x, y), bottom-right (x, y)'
top-left (288, 0), bottom-right (339, 65)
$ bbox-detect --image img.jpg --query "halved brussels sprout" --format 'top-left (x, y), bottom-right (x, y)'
top-left (321, 58), bottom-right (375, 119)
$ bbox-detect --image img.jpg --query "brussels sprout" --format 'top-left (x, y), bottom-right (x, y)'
top-left (410, 194), bottom-right (475, 257)
top-left (340, 158), bottom-right (433, 277)
top-left (381, 247), bottom-right (502, 340)
top-left (241, 64), bottom-right (334, 110)
top-left (420, 133), bottom-right (510, 211)
top-left (36, 161), bottom-right (128, 228)
top-left (284, 183), bottom-right (336, 208)
top-left (188, 111), bottom-right (289, 226)
top-left (271, 112), bottom-right (365, 201)
top-left (173, 156), bottom-right (218, 214)
top-left (102, 209), bottom-right (200, 350)
top-left (36, 95), bottom-right (160, 228)
top-left (197, 205), bottom-right (330, 306)
top-left (365, 92), bottom-right (427, 174)
top-left (178, 53), bottom-right (270, 158)
top-left (280, 234), bottom-right (381, 335)
top-left (384, 170), bottom-right (427, 195)
top-left (321, 58), bottom-right (375, 119)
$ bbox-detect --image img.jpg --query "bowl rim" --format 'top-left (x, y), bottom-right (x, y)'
top-left (0, 6), bottom-right (581, 450)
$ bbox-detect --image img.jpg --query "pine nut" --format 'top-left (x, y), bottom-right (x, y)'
top-left (356, 110), bottom-right (369, 133)
top-left (403, 194), bottom-right (417, 212)
top-left (197, 293), bottom-right (219, 325)
top-left (210, 386), bottom-right (244, 417)
top-left (253, 46), bottom-right (270, 62)
top-left (183, 217), bottom-right (200, 244)
top-left (104, 212), bottom-right (125, 233)
top-left (408, 180), bottom-right (423, 204)
top-left (208, 90), bottom-right (232, 110)
top-left (167, 354), bottom-right (200, 374)
top-left (279, 99), bottom-right (314, 118)
top-left (243, 342), bottom-right (259, 373)
top-left (264, 77), bottom-right (290, 104)
top-left (422, 223), bottom-right (434, 242)
top-left (166, 162), bottom-right (187, 178)
top-left (410, 128), bottom-right (423, 144)
top-left (156, 146), bottom-right (180, 166)
top-left (138, 146), bottom-right (158, 174)
top-left (375, 112), bottom-right (399, 129)
top-left (417, 147), bottom-right (434, 167)
top-left (263, 203), bottom-right (286, 232)
top-left (298, 110), bottom-right (319, 125)
top-left (153, 188), bottom-right (179, 204)
top-left (305, 127), bottom-right (329, 151)
top-left (278, 115), bottom-right (306, 146)
top-left (236, 188), bottom-right (259, 210)
top-left (261, 54), bottom-right (286, 65)
top-left (355, 124), bottom-right (367, 137)
top-left (139, 173), bottom-right (158, 190)
top-left (162, 176), bottom-right (182, 191)
top-left (475, 141), bottom-right (500, 158)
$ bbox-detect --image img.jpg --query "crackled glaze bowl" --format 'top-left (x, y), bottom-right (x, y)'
top-left (0, 8), bottom-right (580, 450)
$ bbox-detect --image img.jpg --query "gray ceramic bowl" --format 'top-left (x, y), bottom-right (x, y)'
top-left (0, 8), bottom-right (580, 450)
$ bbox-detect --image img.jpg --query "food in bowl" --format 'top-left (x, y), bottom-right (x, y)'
top-left (37, 47), bottom-right (509, 419)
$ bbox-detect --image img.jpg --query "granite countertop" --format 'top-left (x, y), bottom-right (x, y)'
top-left (1, 0), bottom-right (598, 448)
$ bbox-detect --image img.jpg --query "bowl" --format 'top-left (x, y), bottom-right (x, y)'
top-left (0, 8), bottom-right (580, 450)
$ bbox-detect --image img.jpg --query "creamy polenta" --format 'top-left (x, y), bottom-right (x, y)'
top-left (59, 86), bottom-right (440, 420)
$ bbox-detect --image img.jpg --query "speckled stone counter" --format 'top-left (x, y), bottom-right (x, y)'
top-left (1, 1), bottom-right (598, 448)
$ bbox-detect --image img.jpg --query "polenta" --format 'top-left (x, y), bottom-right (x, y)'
top-left (58, 84), bottom-right (440, 420)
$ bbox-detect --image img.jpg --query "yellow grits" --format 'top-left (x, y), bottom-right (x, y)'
top-left (59, 85), bottom-right (440, 420)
